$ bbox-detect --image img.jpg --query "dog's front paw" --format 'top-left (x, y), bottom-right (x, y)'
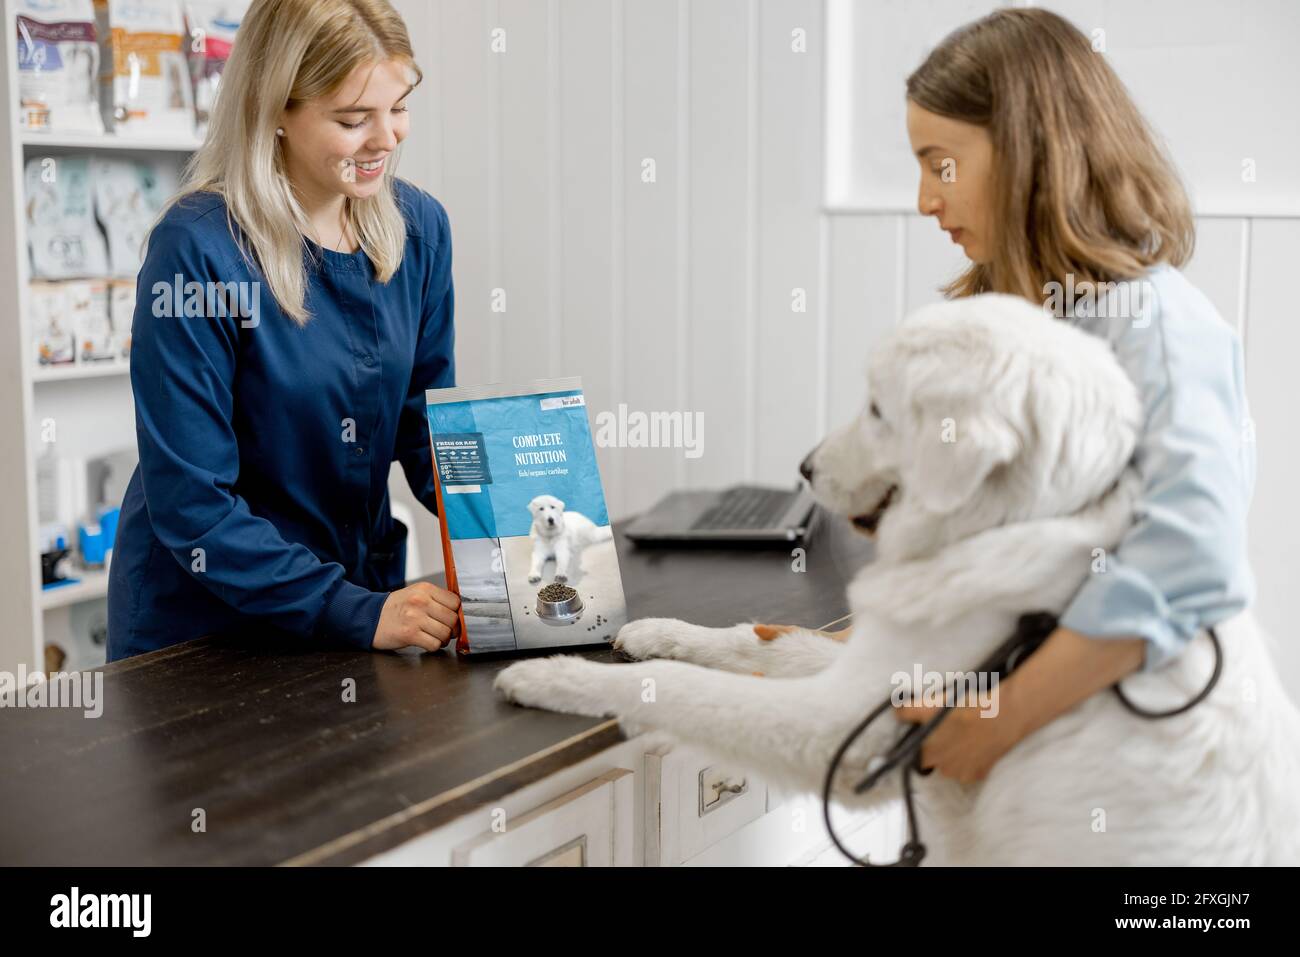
top-left (528, 574), bottom-right (541, 584)
top-left (494, 656), bottom-right (606, 715)
top-left (613, 617), bottom-right (696, 661)
top-left (553, 573), bottom-right (568, 583)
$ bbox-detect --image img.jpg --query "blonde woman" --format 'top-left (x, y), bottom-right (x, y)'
top-left (888, 9), bottom-right (1255, 780)
top-left (108, 0), bottom-right (462, 660)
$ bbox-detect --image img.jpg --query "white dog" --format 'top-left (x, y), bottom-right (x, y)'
top-left (497, 294), bottom-right (1300, 865)
top-left (526, 495), bottom-right (612, 584)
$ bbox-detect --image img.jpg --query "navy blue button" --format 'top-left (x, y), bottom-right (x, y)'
top-left (361, 354), bottom-right (374, 366)
top-left (354, 447), bottom-right (366, 456)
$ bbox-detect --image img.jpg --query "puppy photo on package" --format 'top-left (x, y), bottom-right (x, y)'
top-left (425, 377), bottom-right (627, 655)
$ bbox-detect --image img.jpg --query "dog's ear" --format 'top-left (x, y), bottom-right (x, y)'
top-left (552, 497), bottom-right (565, 512)
top-left (904, 396), bottom-right (1022, 515)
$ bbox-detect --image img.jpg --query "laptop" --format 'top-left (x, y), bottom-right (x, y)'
top-left (623, 483), bottom-right (818, 544)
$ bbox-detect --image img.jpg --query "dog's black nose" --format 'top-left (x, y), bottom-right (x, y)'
top-left (799, 454), bottom-right (814, 483)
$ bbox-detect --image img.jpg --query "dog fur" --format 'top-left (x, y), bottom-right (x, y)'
top-left (496, 294), bottom-right (1300, 865)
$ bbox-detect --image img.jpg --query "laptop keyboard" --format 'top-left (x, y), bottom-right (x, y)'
top-left (689, 486), bottom-right (796, 531)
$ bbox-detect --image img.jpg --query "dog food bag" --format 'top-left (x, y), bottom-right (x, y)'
top-left (92, 154), bottom-right (180, 275)
top-left (109, 279), bottom-right (134, 359)
top-left (25, 154), bottom-right (110, 278)
top-left (183, 0), bottom-right (248, 137)
top-left (425, 377), bottom-right (629, 655)
top-left (15, 0), bottom-right (105, 134)
top-left (93, 0), bottom-right (194, 137)
top-left (29, 281), bottom-right (75, 366)
top-left (66, 278), bottom-right (115, 362)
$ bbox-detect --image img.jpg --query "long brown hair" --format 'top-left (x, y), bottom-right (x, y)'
top-left (906, 8), bottom-right (1194, 302)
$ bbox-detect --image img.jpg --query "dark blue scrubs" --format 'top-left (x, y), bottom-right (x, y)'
top-left (106, 179), bottom-right (455, 661)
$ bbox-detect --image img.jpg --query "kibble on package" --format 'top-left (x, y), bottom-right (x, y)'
top-left (183, 0), bottom-right (249, 137)
top-left (92, 155), bottom-right (180, 276)
top-left (25, 154), bottom-right (110, 279)
top-left (93, 0), bottom-right (195, 137)
top-left (15, 0), bottom-right (105, 134)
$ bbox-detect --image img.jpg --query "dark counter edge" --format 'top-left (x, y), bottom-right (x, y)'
top-left (96, 636), bottom-right (627, 867)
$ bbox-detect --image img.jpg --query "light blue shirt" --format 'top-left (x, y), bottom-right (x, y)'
top-left (1057, 263), bottom-right (1256, 672)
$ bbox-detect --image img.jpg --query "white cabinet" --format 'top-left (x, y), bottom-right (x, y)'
top-left (644, 743), bottom-right (769, 866)
top-left (450, 768), bottom-right (635, 867)
top-left (363, 735), bottom-right (822, 867)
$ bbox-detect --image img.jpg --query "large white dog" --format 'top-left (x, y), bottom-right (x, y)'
top-left (526, 494), bottom-right (612, 584)
top-left (496, 294), bottom-right (1300, 865)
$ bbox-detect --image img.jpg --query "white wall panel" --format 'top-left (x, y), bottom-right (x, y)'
top-left (620, 0), bottom-right (685, 516)
top-left (830, 0), bottom-right (1300, 217)
top-left (1243, 218), bottom-right (1300, 687)
top-left (498, 0), bottom-right (556, 385)
top-left (753, 0), bottom-right (825, 487)
top-left (400, 0), bottom-right (442, 195)
top-left (824, 0), bottom-right (1001, 209)
top-left (1182, 218), bottom-right (1246, 335)
top-left (557, 0), bottom-right (622, 515)
top-left (902, 212), bottom-right (965, 313)
top-left (438, 0), bottom-right (495, 389)
top-left (684, 0), bottom-right (756, 493)
top-left (1043, 0), bottom-right (1300, 216)
top-left (825, 214), bottom-right (901, 429)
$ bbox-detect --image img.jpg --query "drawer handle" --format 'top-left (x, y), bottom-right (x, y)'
top-left (699, 766), bottom-right (749, 816)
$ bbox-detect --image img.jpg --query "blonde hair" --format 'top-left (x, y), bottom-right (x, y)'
top-left (906, 8), bottom-right (1194, 303)
top-left (161, 0), bottom-right (422, 325)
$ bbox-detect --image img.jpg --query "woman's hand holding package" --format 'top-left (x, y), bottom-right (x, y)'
top-left (373, 582), bottom-right (462, 652)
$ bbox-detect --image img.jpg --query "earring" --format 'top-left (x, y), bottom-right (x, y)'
top-left (276, 127), bottom-right (285, 137)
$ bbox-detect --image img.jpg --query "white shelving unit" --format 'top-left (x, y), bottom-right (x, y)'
top-left (2, 0), bottom-right (201, 671)
top-left (19, 130), bottom-right (203, 152)
top-left (32, 363), bottom-right (130, 384)
top-left (39, 570), bottom-right (110, 611)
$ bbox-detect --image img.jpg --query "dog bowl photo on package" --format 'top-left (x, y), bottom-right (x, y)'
top-left (535, 582), bottom-right (584, 625)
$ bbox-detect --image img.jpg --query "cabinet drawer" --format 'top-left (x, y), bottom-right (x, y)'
top-left (645, 745), bottom-right (767, 866)
top-left (451, 768), bottom-right (635, 866)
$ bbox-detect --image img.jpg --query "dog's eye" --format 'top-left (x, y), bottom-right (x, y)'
top-left (869, 401), bottom-right (882, 419)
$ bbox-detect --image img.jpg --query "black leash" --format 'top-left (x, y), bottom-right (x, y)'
top-left (821, 612), bottom-right (1224, 867)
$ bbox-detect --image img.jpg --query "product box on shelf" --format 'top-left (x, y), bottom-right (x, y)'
top-left (15, 0), bottom-right (105, 134)
top-left (183, 0), bottom-right (250, 137)
top-left (67, 279), bottom-right (114, 362)
top-left (93, 0), bottom-right (195, 137)
top-left (25, 154), bottom-right (111, 279)
top-left (91, 155), bottom-right (180, 276)
top-left (28, 279), bottom-right (127, 371)
top-left (29, 281), bottom-right (76, 366)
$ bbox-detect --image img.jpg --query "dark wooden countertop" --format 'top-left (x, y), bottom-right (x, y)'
top-left (0, 510), bottom-right (864, 865)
